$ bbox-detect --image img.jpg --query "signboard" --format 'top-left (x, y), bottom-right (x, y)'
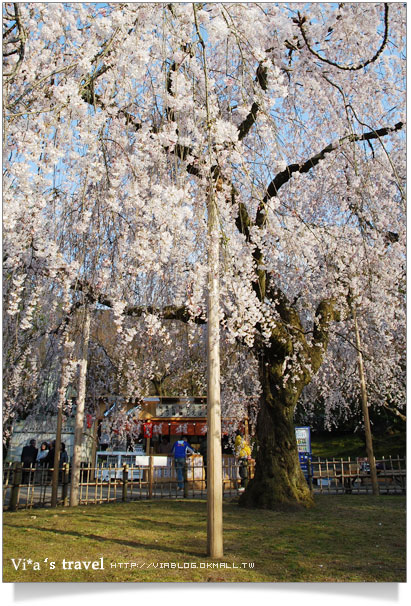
top-left (295, 426), bottom-right (312, 482)
top-left (295, 426), bottom-right (311, 453)
top-left (143, 421), bottom-right (153, 438)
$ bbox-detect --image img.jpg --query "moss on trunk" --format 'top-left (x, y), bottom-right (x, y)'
top-left (240, 296), bottom-right (338, 510)
top-left (240, 372), bottom-right (314, 510)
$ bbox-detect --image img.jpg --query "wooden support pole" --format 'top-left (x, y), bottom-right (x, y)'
top-left (122, 464), bottom-right (128, 502)
top-left (352, 304), bottom-right (379, 496)
top-left (62, 463), bottom-right (70, 506)
top-left (206, 191), bottom-right (223, 558)
top-left (193, 4), bottom-right (223, 557)
top-left (70, 307), bottom-right (91, 506)
top-left (183, 459), bottom-right (189, 499)
top-left (148, 455), bottom-right (154, 499)
top-left (51, 402), bottom-right (63, 508)
top-left (51, 335), bottom-right (74, 508)
top-left (9, 462), bottom-right (22, 512)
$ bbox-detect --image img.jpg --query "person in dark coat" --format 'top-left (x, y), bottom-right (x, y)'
top-left (59, 443), bottom-right (69, 482)
top-left (21, 439), bottom-right (38, 483)
top-left (21, 439), bottom-right (38, 465)
top-left (59, 442), bottom-right (68, 467)
top-left (44, 440), bottom-right (56, 468)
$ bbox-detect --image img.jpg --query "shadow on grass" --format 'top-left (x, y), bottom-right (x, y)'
top-left (3, 522), bottom-right (207, 558)
top-left (4, 496), bottom-right (406, 582)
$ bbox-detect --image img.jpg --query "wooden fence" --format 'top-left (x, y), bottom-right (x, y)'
top-left (308, 456), bottom-right (406, 495)
top-left (3, 456), bottom-right (255, 510)
top-left (3, 456), bottom-right (405, 511)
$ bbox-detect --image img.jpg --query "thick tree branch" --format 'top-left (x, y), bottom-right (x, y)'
top-left (263, 121), bottom-right (404, 202)
top-left (269, 286), bottom-right (305, 333)
top-left (234, 122), bottom-right (404, 301)
top-left (237, 62), bottom-right (268, 141)
top-left (309, 298), bottom-right (340, 374)
top-left (125, 304), bottom-right (206, 324)
top-left (296, 4), bottom-right (389, 72)
top-left (381, 402), bottom-right (406, 422)
top-left (238, 101), bottom-right (260, 141)
top-left (3, 3), bottom-right (26, 81)
top-left (70, 280), bottom-right (206, 325)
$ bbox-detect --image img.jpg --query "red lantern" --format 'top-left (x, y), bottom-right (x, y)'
top-left (143, 421), bottom-right (153, 438)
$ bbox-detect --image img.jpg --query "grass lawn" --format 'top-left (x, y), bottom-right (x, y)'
top-left (3, 494), bottom-right (406, 583)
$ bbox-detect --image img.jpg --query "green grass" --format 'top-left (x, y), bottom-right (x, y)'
top-left (311, 431), bottom-right (406, 459)
top-left (3, 495), bottom-right (406, 583)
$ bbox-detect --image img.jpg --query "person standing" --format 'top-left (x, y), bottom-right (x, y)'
top-left (199, 436), bottom-right (208, 489)
top-left (36, 441), bottom-right (49, 466)
top-left (59, 442), bottom-right (68, 467)
top-left (44, 440), bottom-right (55, 468)
top-left (59, 442), bottom-right (69, 482)
top-left (20, 439), bottom-right (38, 483)
top-left (234, 430), bottom-right (251, 490)
top-left (171, 436), bottom-right (195, 491)
top-left (35, 441), bottom-right (49, 483)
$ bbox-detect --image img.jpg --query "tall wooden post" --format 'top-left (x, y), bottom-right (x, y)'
top-left (51, 334), bottom-right (74, 507)
top-left (51, 401), bottom-right (63, 508)
top-left (90, 416), bottom-right (100, 480)
top-left (193, 4), bottom-right (223, 557)
top-left (9, 462), bottom-right (22, 511)
top-left (122, 464), bottom-right (128, 502)
top-left (206, 192), bottom-right (223, 558)
top-left (352, 304), bottom-right (379, 496)
top-left (148, 455), bottom-right (154, 499)
top-left (62, 463), bottom-right (70, 506)
top-left (70, 307), bottom-right (91, 506)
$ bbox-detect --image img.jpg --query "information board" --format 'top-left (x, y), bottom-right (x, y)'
top-left (295, 426), bottom-right (311, 453)
top-left (295, 426), bottom-right (312, 482)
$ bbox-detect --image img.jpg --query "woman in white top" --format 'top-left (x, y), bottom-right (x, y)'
top-left (36, 441), bottom-right (49, 465)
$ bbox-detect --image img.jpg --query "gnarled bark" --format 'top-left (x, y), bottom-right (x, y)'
top-left (240, 294), bottom-right (338, 510)
top-left (240, 355), bottom-right (313, 509)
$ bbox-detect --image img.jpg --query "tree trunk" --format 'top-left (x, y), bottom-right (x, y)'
top-left (239, 295), bottom-right (338, 510)
top-left (240, 355), bottom-right (313, 510)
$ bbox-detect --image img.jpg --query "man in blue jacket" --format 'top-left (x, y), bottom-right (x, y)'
top-left (171, 436), bottom-right (195, 490)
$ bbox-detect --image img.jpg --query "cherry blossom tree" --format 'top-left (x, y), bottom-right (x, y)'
top-left (3, 3), bottom-right (405, 508)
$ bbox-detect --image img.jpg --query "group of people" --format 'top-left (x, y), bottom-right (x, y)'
top-left (20, 432), bottom-right (252, 490)
top-left (20, 439), bottom-right (69, 470)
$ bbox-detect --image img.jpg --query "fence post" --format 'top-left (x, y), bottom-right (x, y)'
top-left (148, 456), bottom-right (154, 499)
top-left (122, 464), bottom-right (128, 502)
top-left (398, 456), bottom-right (405, 494)
top-left (62, 463), bottom-right (70, 506)
top-left (183, 460), bottom-right (188, 499)
top-left (307, 458), bottom-right (313, 492)
top-left (9, 462), bottom-right (22, 511)
top-left (244, 459), bottom-right (250, 489)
